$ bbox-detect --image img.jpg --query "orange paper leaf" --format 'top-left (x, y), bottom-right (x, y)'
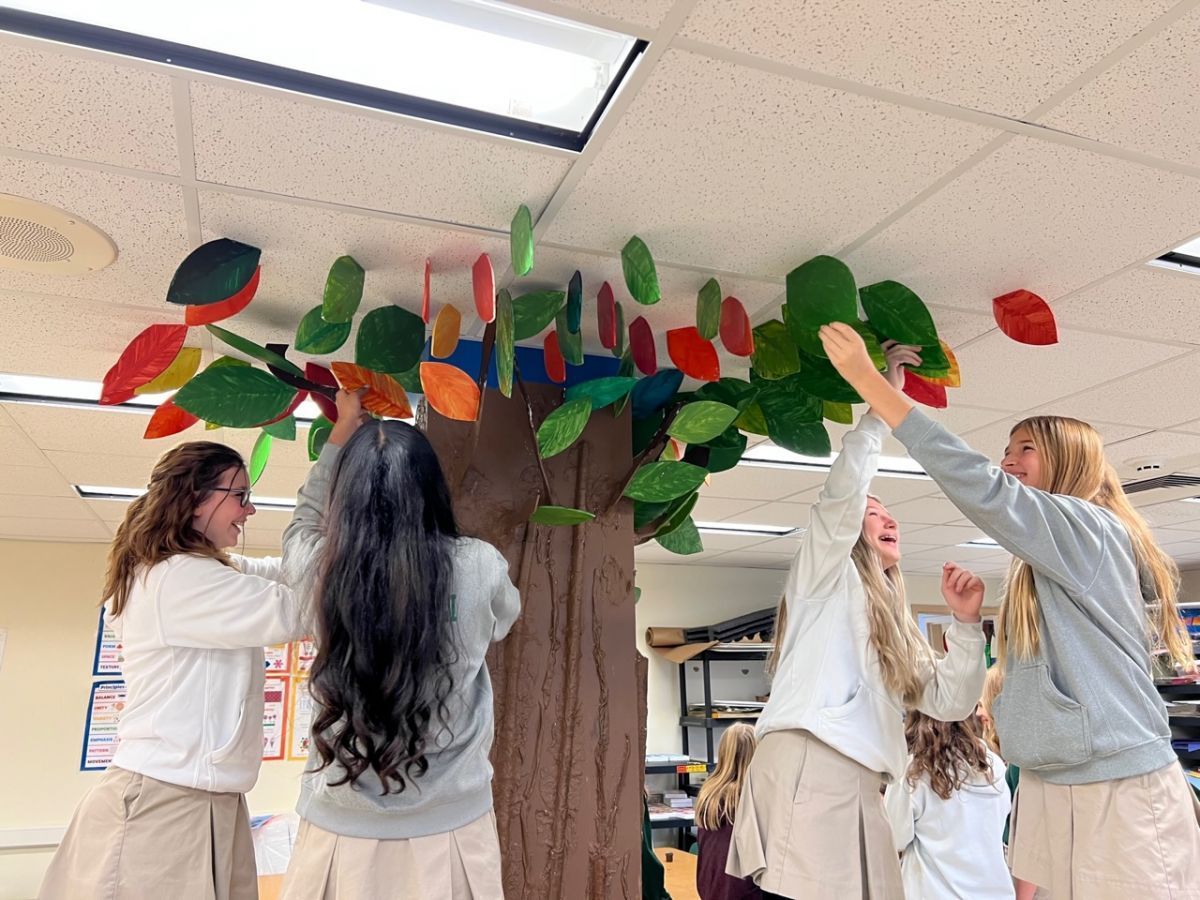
top-left (420, 362), bottom-right (480, 421)
top-left (432, 304), bottom-right (462, 358)
top-left (331, 362), bottom-right (413, 419)
top-left (992, 289), bottom-right (1057, 345)
top-left (144, 398), bottom-right (199, 439)
top-left (667, 326), bottom-right (720, 382)
top-left (184, 266), bottom-right (261, 326)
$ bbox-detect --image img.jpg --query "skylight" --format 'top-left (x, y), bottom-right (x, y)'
top-left (0, 0), bottom-right (644, 150)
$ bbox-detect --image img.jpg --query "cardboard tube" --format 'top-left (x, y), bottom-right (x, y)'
top-left (645, 627), bottom-right (686, 647)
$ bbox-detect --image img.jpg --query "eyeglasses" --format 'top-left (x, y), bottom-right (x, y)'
top-left (210, 487), bottom-right (253, 508)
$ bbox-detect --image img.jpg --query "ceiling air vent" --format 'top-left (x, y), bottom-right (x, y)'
top-left (1122, 473), bottom-right (1200, 495)
top-left (0, 194), bottom-right (116, 275)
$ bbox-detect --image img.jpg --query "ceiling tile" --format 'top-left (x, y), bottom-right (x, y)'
top-left (0, 418), bottom-right (46, 467)
top-left (1052, 266), bottom-right (1200, 344)
top-left (190, 82), bottom-right (571, 231)
top-left (903, 523), bottom-right (991, 546)
top-left (0, 37), bottom-right (179, 174)
top-left (925, 305), bottom-right (998, 349)
top-left (6, 405), bottom-right (165, 458)
top-left (1105, 429), bottom-right (1200, 477)
top-left (0, 515), bottom-right (110, 541)
top-left (825, 404), bottom-right (1012, 457)
top-left (722, 501), bottom-right (810, 529)
top-left (691, 496), bottom-right (766, 521)
top-left (886, 494), bottom-right (970, 527)
top-left (1138, 501), bottom-right (1200, 528)
top-left (704, 551), bottom-right (790, 570)
top-left (705, 465), bottom-right (826, 501)
top-left (0, 494), bottom-right (98, 520)
top-left (0, 464), bottom-right (74, 498)
top-left (634, 544), bottom-right (728, 565)
top-left (543, 48), bottom-right (999, 275)
top-left (1034, 352), bottom-right (1200, 430)
top-left (530, 0), bottom-right (672, 29)
top-left (960, 417), bottom-right (1146, 468)
top-left (844, 137), bottom-right (1200, 313)
top-left (680, 0), bottom-right (1171, 118)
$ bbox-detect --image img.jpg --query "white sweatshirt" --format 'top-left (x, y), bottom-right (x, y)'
top-left (106, 552), bottom-right (306, 794)
top-left (754, 413), bottom-right (985, 782)
top-left (886, 749), bottom-right (1014, 900)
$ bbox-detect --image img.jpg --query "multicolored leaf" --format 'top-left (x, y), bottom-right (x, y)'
top-left (308, 415), bottom-right (333, 461)
top-left (529, 505), bottom-right (595, 526)
top-left (167, 238), bottom-right (261, 307)
top-left (622, 235), bottom-right (661, 305)
top-left (911, 340), bottom-right (951, 379)
top-left (751, 319), bottom-right (800, 380)
top-left (902, 369), bottom-right (948, 409)
top-left (250, 387), bottom-right (306, 429)
top-left (696, 278), bottom-right (721, 340)
top-left (786, 255), bottom-right (858, 337)
top-left (134, 346), bottom-right (201, 395)
top-left (173, 366), bottom-right (295, 428)
top-left (625, 461), bottom-right (708, 502)
top-left (101, 324), bottom-right (189, 404)
top-left (355, 305), bottom-right (425, 374)
top-left (630, 315), bottom-right (657, 376)
top-left (536, 397), bottom-right (592, 459)
top-left (432, 305), bottom-right (462, 359)
top-left (719, 297), bottom-right (754, 357)
top-left (859, 280), bottom-right (939, 346)
top-left (565, 376), bottom-right (638, 410)
top-left (420, 362), bottom-right (480, 421)
top-left (296, 305), bottom-right (351, 355)
top-left (567, 270), bottom-right (583, 334)
top-left (597, 282), bottom-right (618, 350)
top-left (993, 289), bottom-right (1058, 346)
top-left (472, 254), bottom-right (496, 323)
top-left (921, 342), bottom-right (961, 388)
top-left (513, 290), bottom-right (565, 341)
top-left (305, 362), bottom-right (339, 422)
top-left (331, 362), bottom-right (413, 419)
top-left (249, 431), bottom-right (272, 486)
top-left (144, 398), bottom-right (199, 439)
top-left (666, 327), bottom-right (720, 382)
top-left (495, 289), bottom-right (515, 399)
top-left (667, 400), bottom-right (739, 444)
top-left (184, 266), bottom-right (260, 325)
top-left (511, 205), bottom-right (534, 277)
top-left (322, 255), bottom-right (365, 324)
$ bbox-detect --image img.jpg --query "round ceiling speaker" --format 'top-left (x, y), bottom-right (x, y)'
top-left (0, 193), bottom-right (117, 275)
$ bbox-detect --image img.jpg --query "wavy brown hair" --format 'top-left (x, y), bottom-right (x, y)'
top-left (694, 722), bottom-right (757, 830)
top-left (977, 665), bottom-right (1004, 755)
top-left (905, 709), bottom-right (992, 801)
top-left (103, 441), bottom-right (246, 616)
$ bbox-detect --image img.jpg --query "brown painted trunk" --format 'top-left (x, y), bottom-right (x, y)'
top-left (423, 382), bottom-right (644, 900)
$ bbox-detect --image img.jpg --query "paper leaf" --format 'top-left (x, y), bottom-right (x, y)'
top-left (630, 315), bottom-right (657, 376)
top-left (911, 340), bottom-right (951, 379)
top-left (536, 397), bottom-right (592, 459)
top-left (543, 331), bottom-right (566, 383)
top-left (667, 400), bottom-right (739, 444)
top-left (513, 290), bottom-right (565, 341)
top-left (750, 319), bottom-right (800, 380)
top-left (432, 305), bottom-right (462, 359)
top-left (597, 282), bottom-right (617, 349)
top-left (662, 438), bottom-right (683, 461)
top-left (612, 301), bottom-right (627, 358)
top-left (174, 366), bottom-right (295, 428)
top-left (510, 205), bottom-right (534, 277)
top-left (634, 498), bottom-right (671, 530)
top-left (859, 280), bottom-right (939, 346)
top-left (657, 516), bottom-right (703, 555)
top-left (101, 324), bottom-right (189, 405)
top-left (631, 369), bottom-right (684, 419)
top-left (567, 270), bottom-right (583, 334)
top-left (308, 415), bottom-right (333, 461)
top-left (167, 238), bottom-right (261, 307)
top-left (331, 362), bottom-right (413, 418)
top-left (614, 349), bottom-right (635, 417)
top-left (625, 461), bottom-right (708, 502)
top-left (795, 320), bottom-right (885, 370)
top-left (144, 398), bottom-right (198, 439)
top-left (305, 362), bottom-right (339, 422)
top-left (655, 491), bottom-right (700, 538)
top-left (472, 254), bottom-right (496, 323)
top-left (134, 346), bottom-right (201, 395)
top-left (250, 385), bottom-right (305, 429)
top-left (795, 351), bottom-right (862, 403)
top-left (205, 324), bottom-right (304, 379)
top-left (322, 256), bottom-right (365, 324)
top-left (786, 255), bottom-right (858, 337)
top-left (696, 278), bottom-right (721, 340)
top-left (529, 505), bottom-right (595, 526)
top-left (422, 258), bottom-right (432, 324)
top-left (184, 266), bottom-right (260, 325)
top-left (355, 305), bottom-right (425, 374)
top-left (622, 235), bottom-right (661, 305)
top-left (756, 373), bottom-right (829, 455)
top-left (632, 411), bottom-right (665, 457)
top-left (555, 309), bottom-right (584, 366)
top-left (921, 342), bottom-right (961, 388)
top-left (295, 305), bottom-right (351, 355)
top-left (719, 296), bottom-right (754, 357)
top-left (667, 327), bottom-right (720, 382)
top-left (565, 376), bottom-right (638, 410)
top-left (735, 400), bottom-right (770, 436)
top-left (249, 431), bottom-right (272, 486)
top-left (420, 362), bottom-right (480, 421)
top-left (823, 401), bottom-right (853, 424)
top-left (262, 415), bottom-right (297, 441)
top-left (692, 378), bottom-right (758, 411)
top-left (902, 369), bottom-right (948, 409)
top-left (694, 427), bottom-right (747, 474)
top-left (993, 289), bottom-right (1058, 345)
top-left (495, 289), bottom-right (515, 399)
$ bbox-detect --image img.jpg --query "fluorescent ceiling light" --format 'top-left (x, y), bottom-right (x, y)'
top-left (75, 484), bottom-right (297, 511)
top-left (957, 536), bottom-right (1004, 549)
top-left (0, 0), bottom-right (644, 150)
top-left (1180, 497), bottom-right (1200, 505)
top-left (739, 445), bottom-right (931, 481)
top-left (694, 521), bottom-right (801, 538)
top-left (1148, 235), bottom-right (1200, 275)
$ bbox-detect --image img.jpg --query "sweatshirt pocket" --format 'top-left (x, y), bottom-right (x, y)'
top-left (820, 682), bottom-right (867, 721)
top-left (209, 697), bottom-right (253, 765)
top-left (995, 664), bottom-right (1092, 770)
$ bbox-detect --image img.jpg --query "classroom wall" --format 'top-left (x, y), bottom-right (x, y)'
top-left (1179, 567), bottom-right (1200, 602)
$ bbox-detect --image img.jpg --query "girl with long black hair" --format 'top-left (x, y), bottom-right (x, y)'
top-left (280, 390), bottom-right (520, 900)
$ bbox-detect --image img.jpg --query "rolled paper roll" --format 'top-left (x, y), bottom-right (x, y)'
top-left (645, 627), bottom-right (686, 647)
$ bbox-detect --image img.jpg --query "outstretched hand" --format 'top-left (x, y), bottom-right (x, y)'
top-left (819, 322), bottom-right (879, 387)
top-left (818, 322), bottom-right (916, 429)
top-left (328, 388), bottom-right (370, 447)
top-left (881, 340), bottom-right (922, 391)
top-left (940, 562), bottom-right (984, 623)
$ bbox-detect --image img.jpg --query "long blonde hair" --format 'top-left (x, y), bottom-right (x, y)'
top-left (997, 417), bottom-right (1192, 670)
top-left (694, 722), bottom-right (757, 830)
top-left (977, 665), bottom-right (1004, 755)
top-left (767, 497), bottom-right (930, 706)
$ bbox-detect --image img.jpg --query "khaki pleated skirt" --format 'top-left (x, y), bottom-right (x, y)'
top-left (38, 766), bottom-right (257, 900)
top-left (1010, 761), bottom-right (1200, 899)
top-left (279, 810), bottom-right (504, 900)
top-left (726, 730), bottom-right (902, 900)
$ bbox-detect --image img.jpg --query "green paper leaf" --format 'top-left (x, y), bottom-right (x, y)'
top-left (249, 431), bottom-right (272, 486)
top-left (693, 378), bottom-right (758, 412)
top-left (859, 281), bottom-right (939, 346)
top-left (355, 305), bottom-right (425, 374)
top-left (512, 290), bottom-right (565, 341)
top-left (786, 255), bottom-right (858, 339)
top-left (632, 410), bottom-right (664, 456)
top-left (696, 278), bottom-right (721, 340)
top-left (656, 493), bottom-right (700, 540)
top-left (495, 289), bottom-right (515, 398)
top-left (262, 415), bottom-right (297, 441)
top-left (529, 505), bottom-right (595, 526)
top-left (394, 361), bottom-right (423, 393)
top-left (795, 320), bottom-right (886, 369)
top-left (657, 516), bottom-right (703, 555)
top-left (698, 427), bottom-right (748, 473)
top-left (308, 415), bottom-right (333, 461)
top-left (634, 586), bottom-right (642, 604)
top-left (536, 398), bottom-right (592, 459)
top-left (634, 499), bottom-right (672, 530)
top-left (205, 324), bottom-right (304, 378)
top-left (612, 302), bottom-right (627, 358)
top-left (911, 341), bottom-right (951, 379)
top-left (768, 421), bottom-right (830, 456)
top-left (167, 238), bottom-right (261, 306)
top-left (555, 309), bottom-right (583, 366)
top-left (567, 270), bottom-right (583, 334)
top-left (510, 205), bottom-right (534, 277)
top-left (614, 350), bottom-right (635, 417)
top-left (566, 376), bottom-right (638, 410)
top-left (751, 319), bottom-right (801, 380)
top-left (823, 401), bottom-right (853, 424)
top-left (205, 355), bottom-right (250, 372)
top-left (667, 400), bottom-right (739, 444)
top-left (735, 400), bottom-right (770, 436)
top-left (756, 372), bottom-right (826, 454)
top-left (796, 352), bottom-right (862, 403)
top-left (174, 366), bottom-right (296, 428)
top-left (625, 461), bottom-right (708, 502)
top-left (621, 236), bottom-right (661, 305)
top-left (295, 305), bottom-right (351, 354)
top-left (322, 255), bottom-right (365, 324)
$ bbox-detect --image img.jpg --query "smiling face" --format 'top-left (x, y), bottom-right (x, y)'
top-left (862, 497), bottom-right (900, 568)
top-left (1002, 426), bottom-right (1044, 490)
top-left (192, 465), bottom-right (256, 549)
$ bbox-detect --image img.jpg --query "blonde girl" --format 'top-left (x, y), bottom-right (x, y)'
top-left (695, 723), bottom-right (762, 900)
top-left (822, 321), bottom-right (1200, 900)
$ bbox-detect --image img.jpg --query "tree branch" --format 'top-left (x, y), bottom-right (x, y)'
top-left (515, 359), bottom-right (554, 507)
top-left (604, 401), bottom-right (683, 516)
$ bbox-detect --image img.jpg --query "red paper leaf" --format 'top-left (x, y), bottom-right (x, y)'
top-left (597, 282), bottom-right (617, 349)
top-left (420, 362), bottom-right (480, 421)
top-left (667, 326), bottom-right (720, 382)
top-left (544, 331), bottom-right (566, 383)
top-left (629, 316), bottom-right (657, 376)
top-left (472, 254), bottom-right (495, 323)
top-left (719, 296), bottom-right (753, 357)
top-left (331, 362), bottom-right (413, 419)
top-left (992, 289), bottom-right (1058, 346)
top-left (305, 362), bottom-right (339, 422)
top-left (101, 324), bottom-right (189, 405)
top-left (184, 266), bottom-right (261, 326)
top-left (422, 258), bottom-right (432, 324)
top-left (252, 390), bottom-right (306, 428)
top-left (903, 370), bottom-right (948, 409)
top-left (144, 398), bottom-right (199, 439)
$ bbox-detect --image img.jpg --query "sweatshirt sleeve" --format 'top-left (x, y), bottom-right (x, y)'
top-left (783, 413), bottom-right (889, 604)
top-left (894, 408), bottom-right (1114, 592)
top-left (485, 543), bottom-right (521, 641)
top-left (229, 554), bottom-right (282, 582)
top-left (913, 620), bottom-right (987, 721)
top-left (884, 775), bottom-right (916, 854)
top-left (281, 443), bottom-right (341, 620)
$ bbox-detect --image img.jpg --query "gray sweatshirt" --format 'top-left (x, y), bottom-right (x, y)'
top-left (282, 444), bottom-right (522, 838)
top-left (895, 409), bottom-right (1176, 785)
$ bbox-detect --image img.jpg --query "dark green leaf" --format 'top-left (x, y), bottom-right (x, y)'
top-left (699, 426), bottom-right (748, 473)
top-left (175, 366), bottom-right (295, 428)
top-left (510, 205), bottom-right (534, 277)
top-left (512, 290), bottom-right (565, 341)
top-left (205, 324), bottom-right (304, 378)
top-left (394, 361), bottom-right (423, 393)
top-left (625, 461), bottom-right (708, 502)
top-left (634, 499), bottom-right (672, 530)
top-left (614, 349), bottom-right (635, 417)
top-left (756, 372), bottom-right (826, 454)
top-left (529, 505), bottom-right (595, 526)
top-left (786, 255), bottom-right (858, 337)
top-left (495, 289), bottom-right (515, 398)
top-left (768, 421), bottom-right (830, 456)
top-left (696, 278), bottom-right (721, 340)
top-left (911, 341), bottom-right (951, 379)
top-left (693, 378), bottom-right (758, 412)
top-left (621, 235), bottom-right (661, 305)
top-left (796, 351), bottom-right (862, 403)
top-left (631, 369), bottom-right (683, 419)
top-left (167, 238), bottom-right (260, 306)
top-left (796, 320), bottom-right (886, 369)
top-left (667, 401), bottom-right (739, 444)
top-left (355, 305), bottom-right (425, 374)
top-left (308, 415), bottom-right (333, 461)
top-left (536, 398), bottom-right (591, 459)
top-left (656, 492), bottom-right (700, 538)
top-left (322, 255), bottom-right (365, 324)
top-left (555, 309), bottom-right (583, 366)
top-left (735, 400), bottom-right (770, 435)
top-left (657, 516), bottom-right (703, 555)
top-left (567, 270), bottom-right (583, 334)
top-left (823, 401), bottom-right (853, 424)
top-left (262, 415), bottom-right (297, 441)
top-left (632, 410), bottom-right (664, 456)
top-left (566, 376), bottom-right (638, 410)
top-left (612, 302), bottom-right (626, 357)
top-left (751, 319), bottom-right (800, 380)
top-left (249, 431), bottom-right (272, 486)
top-left (295, 305), bottom-right (351, 354)
top-left (859, 280), bottom-right (939, 346)
top-left (205, 355), bottom-right (250, 372)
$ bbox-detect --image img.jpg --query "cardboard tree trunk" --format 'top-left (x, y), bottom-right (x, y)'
top-left (423, 381), bottom-right (644, 899)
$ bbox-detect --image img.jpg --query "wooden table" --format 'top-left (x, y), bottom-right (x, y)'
top-left (655, 846), bottom-right (699, 900)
